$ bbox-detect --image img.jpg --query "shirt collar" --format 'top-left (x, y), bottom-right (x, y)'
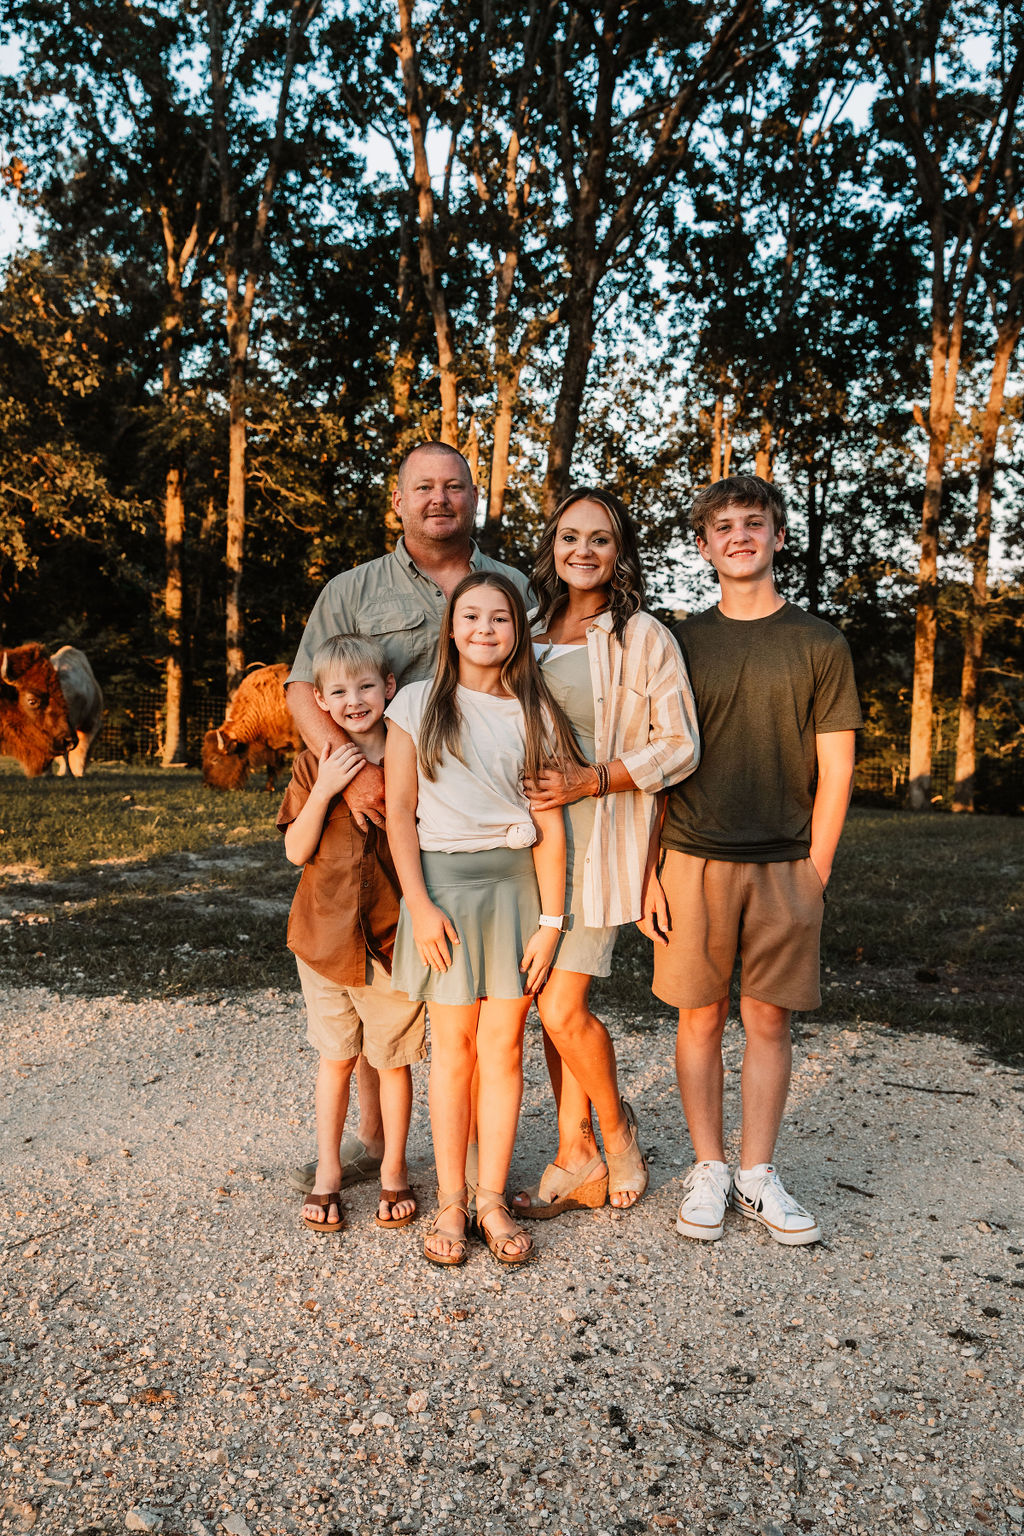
top-left (395, 534), bottom-right (482, 576)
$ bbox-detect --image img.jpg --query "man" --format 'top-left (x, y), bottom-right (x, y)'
top-left (285, 440), bottom-right (530, 1194)
top-left (642, 474), bottom-right (861, 1246)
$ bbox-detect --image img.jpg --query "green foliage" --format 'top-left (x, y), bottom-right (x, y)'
top-left (0, 0), bottom-right (1022, 792)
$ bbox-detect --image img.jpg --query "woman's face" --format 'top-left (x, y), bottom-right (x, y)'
top-left (552, 499), bottom-right (618, 595)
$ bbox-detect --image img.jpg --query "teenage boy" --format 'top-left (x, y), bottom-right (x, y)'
top-left (279, 634), bottom-right (426, 1232)
top-left (643, 475), bottom-right (861, 1246)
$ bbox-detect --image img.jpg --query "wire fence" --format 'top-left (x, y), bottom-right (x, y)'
top-left (92, 689), bottom-right (1005, 807)
top-left (91, 690), bottom-right (227, 765)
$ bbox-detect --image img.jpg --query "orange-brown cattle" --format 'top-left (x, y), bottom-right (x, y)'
top-left (202, 663), bottom-right (304, 791)
top-left (0, 644), bottom-right (76, 776)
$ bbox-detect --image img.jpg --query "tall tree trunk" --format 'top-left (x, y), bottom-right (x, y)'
top-left (908, 265), bottom-right (961, 809)
top-left (206, 0), bottom-right (320, 691)
top-left (162, 463), bottom-right (187, 761)
top-left (159, 258), bottom-right (188, 764)
top-left (876, 24), bottom-right (1024, 808)
top-left (484, 359), bottom-right (519, 551)
top-left (542, 274), bottom-right (599, 515)
top-left (395, 0), bottom-right (459, 446)
top-left (952, 314), bottom-right (1021, 810)
top-left (805, 465), bottom-right (822, 615)
top-left (224, 339), bottom-right (247, 690)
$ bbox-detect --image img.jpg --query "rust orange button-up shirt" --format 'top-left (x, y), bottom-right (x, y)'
top-left (277, 749), bottom-right (401, 988)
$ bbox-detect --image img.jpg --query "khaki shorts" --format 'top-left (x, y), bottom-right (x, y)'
top-left (296, 955), bottom-right (427, 1069)
top-left (653, 851), bottom-right (825, 1012)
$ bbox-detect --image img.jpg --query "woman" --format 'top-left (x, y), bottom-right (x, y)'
top-left (513, 486), bottom-right (700, 1216)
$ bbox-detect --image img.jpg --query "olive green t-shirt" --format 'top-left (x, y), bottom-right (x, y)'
top-left (662, 602), bottom-right (863, 863)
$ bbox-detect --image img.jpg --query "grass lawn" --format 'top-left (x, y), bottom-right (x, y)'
top-left (2, 764), bottom-right (1022, 1060)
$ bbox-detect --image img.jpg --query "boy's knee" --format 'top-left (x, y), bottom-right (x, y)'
top-left (739, 997), bottom-right (791, 1039)
top-left (321, 1053), bottom-right (359, 1074)
top-left (676, 1000), bottom-right (729, 1043)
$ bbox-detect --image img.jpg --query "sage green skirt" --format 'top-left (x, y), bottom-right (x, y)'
top-left (391, 847), bottom-right (540, 1005)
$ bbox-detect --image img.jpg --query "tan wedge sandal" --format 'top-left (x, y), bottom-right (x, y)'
top-left (513, 1153), bottom-right (608, 1219)
top-left (423, 1186), bottom-right (470, 1267)
top-left (475, 1188), bottom-right (535, 1266)
top-left (605, 1098), bottom-right (649, 1208)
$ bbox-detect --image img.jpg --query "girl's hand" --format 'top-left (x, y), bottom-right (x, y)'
top-left (519, 925), bottom-right (560, 994)
top-left (316, 739), bottom-right (368, 797)
top-left (524, 763), bottom-right (597, 810)
top-left (411, 901), bottom-right (461, 972)
top-left (636, 872), bottom-right (670, 947)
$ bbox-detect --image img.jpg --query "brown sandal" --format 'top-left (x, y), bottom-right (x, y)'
top-left (301, 1190), bottom-right (345, 1234)
top-left (424, 1187), bottom-right (470, 1267)
top-left (475, 1188), bottom-right (535, 1266)
top-left (375, 1187), bottom-right (418, 1229)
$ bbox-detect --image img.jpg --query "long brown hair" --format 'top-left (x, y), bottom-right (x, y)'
top-left (532, 486), bottom-right (646, 642)
top-left (418, 571), bottom-right (584, 782)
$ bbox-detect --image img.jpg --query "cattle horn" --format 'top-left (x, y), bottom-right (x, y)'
top-left (1, 652), bottom-right (9, 683)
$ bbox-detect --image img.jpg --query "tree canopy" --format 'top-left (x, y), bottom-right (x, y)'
top-left (1, 0), bottom-right (1022, 807)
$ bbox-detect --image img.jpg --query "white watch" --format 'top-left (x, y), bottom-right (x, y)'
top-left (538, 913), bottom-right (566, 931)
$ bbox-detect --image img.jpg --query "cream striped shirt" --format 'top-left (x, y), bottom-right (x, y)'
top-left (576, 610), bottom-right (699, 927)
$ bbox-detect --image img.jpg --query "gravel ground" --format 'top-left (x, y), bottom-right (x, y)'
top-left (2, 985), bottom-right (1022, 1536)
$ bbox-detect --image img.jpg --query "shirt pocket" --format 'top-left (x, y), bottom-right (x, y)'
top-left (361, 601), bottom-right (435, 686)
top-left (610, 683), bottom-right (651, 752)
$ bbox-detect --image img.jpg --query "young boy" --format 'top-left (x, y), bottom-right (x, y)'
top-left (645, 475), bottom-right (862, 1246)
top-left (278, 634), bottom-right (426, 1233)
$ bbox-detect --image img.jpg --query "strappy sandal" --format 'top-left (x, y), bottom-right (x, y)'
top-left (605, 1098), bottom-right (649, 1209)
top-left (374, 1187), bottom-right (418, 1230)
top-left (465, 1142), bottom-right (479, 1213)
top-left (301, 1190), bottom-right (345, 1234)
top-left (423, 1186), bottom-right (470, 1267)
top-left (475, 1188), bottom-right (535, 1266)
top-left (514, 1154), bottom-right (608, 1219)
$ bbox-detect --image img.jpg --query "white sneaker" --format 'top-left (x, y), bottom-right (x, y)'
top-left (675, 1160), bottom-right (732, 1242)
top-left (731, 1164), bottom-right (821, 1246)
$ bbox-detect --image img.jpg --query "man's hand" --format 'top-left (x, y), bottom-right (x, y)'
top-left (342, 761), bottom-right (386, 830)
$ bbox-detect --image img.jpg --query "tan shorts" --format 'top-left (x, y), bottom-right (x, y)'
top-left (296, 955), bottom-right (427, 1069)
top-left (653, 851), bottom-right (825, 1012)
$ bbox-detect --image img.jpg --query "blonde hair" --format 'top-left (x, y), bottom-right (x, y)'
top-left (417, 572), bottom-right (583, 783)
top-left (313, 633), bottom-right (390, 694)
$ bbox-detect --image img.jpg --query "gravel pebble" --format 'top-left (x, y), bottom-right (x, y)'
top-left (1, 985), bottom-right (1022, 1535)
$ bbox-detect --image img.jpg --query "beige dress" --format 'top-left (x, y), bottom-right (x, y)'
top-left (536, 642), bottom-right (618, 977)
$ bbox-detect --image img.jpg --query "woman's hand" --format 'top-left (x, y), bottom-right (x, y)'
top-left (519, 925), bottom-right (560, 994)
top-left (410, 900), bottom-right (460, 972)
top-left (524, 762), bottom-right (598, 810)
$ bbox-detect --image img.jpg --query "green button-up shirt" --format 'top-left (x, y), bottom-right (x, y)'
top-left (287, 538), bottom-right (531, 690)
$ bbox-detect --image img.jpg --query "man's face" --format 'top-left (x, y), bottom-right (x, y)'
top-left (393, 449), bottom-right (477, 546)
top-left (696, 502), bottom-right (784, 582)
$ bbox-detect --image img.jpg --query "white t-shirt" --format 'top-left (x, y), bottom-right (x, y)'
top-left (386, 681), bottom-right (537, 852)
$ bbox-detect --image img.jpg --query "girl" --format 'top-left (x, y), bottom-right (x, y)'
top-left (513, 487), bottom-right (700, 1218)
top-left (385, 571), bottom-right (576, 1267)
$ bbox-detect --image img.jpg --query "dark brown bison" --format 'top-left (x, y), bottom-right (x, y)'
top-left (0, 643), bottom-right (76, 776)
top-left (51, 646), bottom-right (104, 777)
top-left (202, 663), bottom-right (304, 791)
